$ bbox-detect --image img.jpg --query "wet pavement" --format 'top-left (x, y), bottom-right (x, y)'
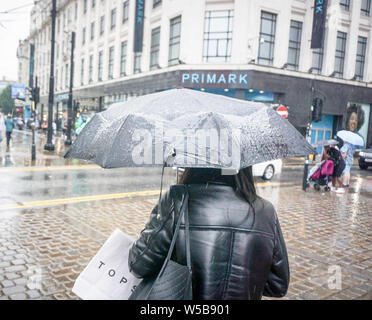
top-left (0, 130), bottom-right (371, 300)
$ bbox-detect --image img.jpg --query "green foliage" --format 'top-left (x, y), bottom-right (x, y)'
top-left (0, 85), bottom-right (15, 115)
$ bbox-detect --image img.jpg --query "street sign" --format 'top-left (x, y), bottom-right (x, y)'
top-left (11, 83), bottom-right (26, 100)
top-left (277, 105), bottom-right (288, 119)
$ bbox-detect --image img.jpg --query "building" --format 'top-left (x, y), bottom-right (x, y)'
top-left (18, 0), bottom-right (372, 147)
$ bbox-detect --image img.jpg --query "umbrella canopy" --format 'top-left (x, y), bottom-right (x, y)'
top-left (65, 89), bottom-right (315, 169)
top-left (337, 130), bottom-right (364, 147)
top-left (313, 139), bottom-right (339, 147)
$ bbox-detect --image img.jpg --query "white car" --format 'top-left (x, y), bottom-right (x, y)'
top-left (252, 159), bottom-right (282, 181)
top-left (173, 159), bottom-right (282, 181)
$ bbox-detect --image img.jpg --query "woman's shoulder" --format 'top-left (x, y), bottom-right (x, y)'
top-left (254, 197), bottom-right (276, 214)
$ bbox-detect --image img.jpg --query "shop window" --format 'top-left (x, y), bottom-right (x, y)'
top-left (258, 11), bottom-right (277, 66)
top-left (203, 10), bottom-right (233, 63)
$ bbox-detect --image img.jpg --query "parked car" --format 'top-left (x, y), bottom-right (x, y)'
top-left (252, 159), bottom-right (283, 180)
top-left (358, 147), bottom-right (372, 170)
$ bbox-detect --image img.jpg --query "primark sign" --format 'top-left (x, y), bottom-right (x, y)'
top-left (179, 71), bottom-right (252, 88)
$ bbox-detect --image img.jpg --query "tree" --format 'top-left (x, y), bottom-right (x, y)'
top-left (0, 85), bottom-right (15, 115)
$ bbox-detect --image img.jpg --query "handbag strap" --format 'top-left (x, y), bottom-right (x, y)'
top-left (145, 186), bottom-right (190, 300)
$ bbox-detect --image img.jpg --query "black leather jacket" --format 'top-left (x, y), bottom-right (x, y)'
top-left (128, 184), bottom-right (290, 300)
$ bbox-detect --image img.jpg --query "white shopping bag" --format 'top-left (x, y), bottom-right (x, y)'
top-left (72, 229), bottom-right (141, 300)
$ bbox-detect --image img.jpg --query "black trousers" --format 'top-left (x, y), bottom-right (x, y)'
top-left (6, 131), bottom-right (11, 147)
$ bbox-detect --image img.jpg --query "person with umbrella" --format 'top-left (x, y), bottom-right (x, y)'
top-left (337, 130), bottom-right (365, 189)
top-left (65, 89), bottom-right (315, 300)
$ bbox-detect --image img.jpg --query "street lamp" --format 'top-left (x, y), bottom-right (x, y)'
top-left (44, 0), bottom-right (56, 151)
top-left (65, 31), bottom-right (75, 145)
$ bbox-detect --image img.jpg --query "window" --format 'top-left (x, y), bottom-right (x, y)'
top-left (111, 8), bottom-right (117, 30)
top-left (75, 3), bottom-right (78, 20)
top-left (84, 0), bottom-right (87, 14)
top-left (258, 11), bottom-right (277, 66)
top-left (120, 41), bottom-right (127, 76)
top-left (81, 58), bottom-right (84, 85)
top-left (55, 69), bottom-right (58, 90)
top-left (153, 0), bottom-right (162, 8)
top-left (90, 22), bottom-right (95, 40)
top-left (355, 36), bottom-right (367, 80)
top-left (108, 46), bottom-right (114, 79)
top-left (287, 20), bottom-right (302, 71)
top-left (100, 15), bottom-right (105, 35)
top-left (203, 10), bottom-right (233, 63)
top-left (311, 48), bottom-right (324, 74)
top-left (340, 0), bottom-right (350, 11)
top-left (168, 16), bottom-right (182, 66)
top-left (361, 0), bottom-right (371, 15)
top-left (123, 1), bottom-right (129, 23)
top-left (82, 27), bottom-right (86, 45)
top-left (92, 0), bottom-right (96, 8)
top-left (89, 55), bottom-right (93, 83)
top-left (57, 18), bottom-right (60, 33)
top-left (150, 27), bottom-right (161, 70)
top-left (334, 31), bottom-right (347, 78)
top-left (134, 52), bottom-right (141, 73)
top-left (98, 51), bottom-right (103, 81)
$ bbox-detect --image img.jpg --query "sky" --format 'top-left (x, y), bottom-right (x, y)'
top-left (0, 0), bottom-right (33, 82)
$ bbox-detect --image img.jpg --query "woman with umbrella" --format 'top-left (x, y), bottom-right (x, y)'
top-left (128, 167), bottom-right (290, 300)
top-left (337, 130), bottom-right (365, 189)
top-left (65, 89), bottom-right (316, 300)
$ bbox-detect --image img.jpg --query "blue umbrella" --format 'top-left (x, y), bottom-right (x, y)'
top-left (337, 130), bottom-right (364, 147)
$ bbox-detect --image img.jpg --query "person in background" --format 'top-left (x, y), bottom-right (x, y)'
top-left (4, 114), bottom-right (15, 150)
top-left (0, 112), bottom-right (5, 145)
top-left (326, 145), bottom-right (346, 193)
top-left (340, 142), bottom-right (355, 188)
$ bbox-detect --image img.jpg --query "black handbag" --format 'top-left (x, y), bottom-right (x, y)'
top-left (129, 187), bottom-right (192, 300)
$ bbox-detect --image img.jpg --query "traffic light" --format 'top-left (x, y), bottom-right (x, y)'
top-left (31, 87), bottom-right (40, 104)
top-left (311, 97), bottom-right (323, 122)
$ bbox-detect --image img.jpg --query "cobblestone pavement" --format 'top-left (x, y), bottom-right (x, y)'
top-left (0, 177), bottom-right (371, 300)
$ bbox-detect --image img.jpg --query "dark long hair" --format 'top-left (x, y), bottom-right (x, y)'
top-left (179, 167), bottom-right (258, 207)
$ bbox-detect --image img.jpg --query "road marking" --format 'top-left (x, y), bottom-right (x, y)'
top-left (0, 181), bottom-right (294, 211)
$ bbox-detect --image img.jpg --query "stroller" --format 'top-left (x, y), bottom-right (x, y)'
top-left (307, 159), bottom-right (334, 191)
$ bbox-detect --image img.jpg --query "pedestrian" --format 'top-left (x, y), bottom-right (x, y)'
top-left (0, 112), bottom-right (5, 145)
top-left (4, 114), bottom-right (15, 149)
top-left (326, 145), bottom-right (346, 193)
top-left (340, 142), bottom-right (355, 188)
top-left (128, 167), bottom-right (290, 300)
